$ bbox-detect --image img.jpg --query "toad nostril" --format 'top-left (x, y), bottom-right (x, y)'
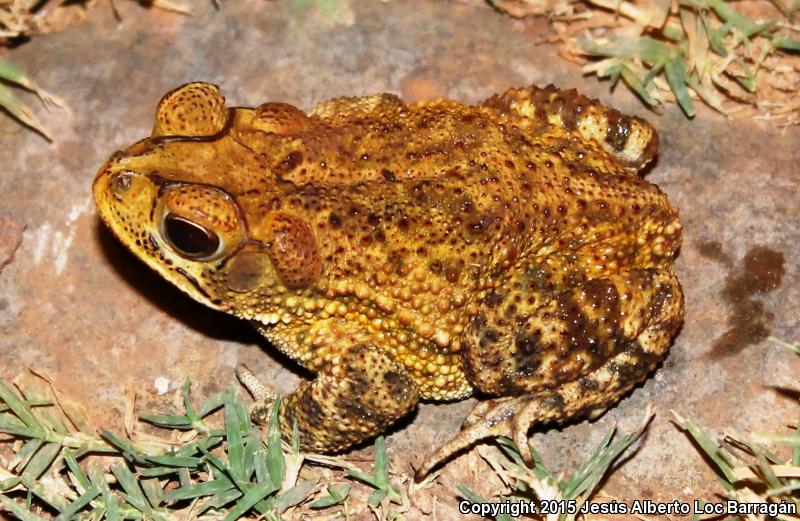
top-left (110, 172), bottom-right (133, 195)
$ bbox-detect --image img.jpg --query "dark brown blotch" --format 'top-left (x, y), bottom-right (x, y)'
top-left (604, 109), bottom-right (631, 152)
top-left (709, 245), bottom-right (785, 358)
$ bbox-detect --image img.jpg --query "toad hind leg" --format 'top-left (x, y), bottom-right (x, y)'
top-left (415, 345), bottom-right (660, 480)
top-left (237, 345), bottom-right (419, 452)
top-left (479, 84), bottom-right (659, 173)
top-left (415, 268), bottom-right (683, 480)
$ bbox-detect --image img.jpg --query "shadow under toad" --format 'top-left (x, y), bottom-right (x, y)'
top-left (95, 220), bottom-right (312, 380)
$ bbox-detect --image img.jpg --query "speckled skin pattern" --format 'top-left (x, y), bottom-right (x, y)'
top-left (93, 82), bottom-right (684, 478)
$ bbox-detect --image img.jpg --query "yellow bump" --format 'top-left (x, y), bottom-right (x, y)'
top-left (398, 311), bottom-right (414, 326)
top-left (433, 330), bottom-right (450, 347)
top-left (355, 284), bottom-right (369, 299)
top-left (418, 323), bottom-right (434, 338)
top-left (375, 295), bottom-right (396, 313)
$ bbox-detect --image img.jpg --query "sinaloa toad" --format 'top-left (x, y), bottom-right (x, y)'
top-left (93, 82), bottom-right (683, 478)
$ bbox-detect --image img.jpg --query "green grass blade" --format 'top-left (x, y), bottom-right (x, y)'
top-left (0, 84), bottom-right (52, 141)
top-left (562, 428), bottom-right (616, 497)
top-left (224, 391), bottom-right (246, 483)
top-left (266, 397), bottom-right (285, 488)
top-left (0, 477), bottom-right (22, 491)
top-left (11, 439), bottom-right (43, 472)
top-left (17, 475), bottom-right (70, 512)
top-left (733, 71), bottom-right (758, 92)
top-left (54, 485), bottom-right (101, 521)
top-left (0, 412), bottom-right (34, 437)
top-left (197, 391), bottom-right (227, 417)
top-left (221, 483), bottom-right (275, 521)
top-left (367, 488), bottom-right (387, 508)
top-left (141, 478), bottom-right (164, 509)
top-left (110, 463), bottom-right (162, 519)
top-left (21, 442), bottom-right (61, 480)
top-left (774, 37), bottom-right (800, 50)
top-left (620, 66), bottom-right (659, 107)
top-left (0, 495), bottom-right (48, 521)
top-left (310, 483), bottom-right (350, 509)
top-left (62, 449), bottom-right (90, 491)
top-left (373, 436), bottom-right (390, 488)
top-left (197, 487), bottom-right (243, 515)
top-left (346, 469), bottom-right (380, 489)
top-left (0, 381), bottom-right (41, 431)
top-left (174, 434), bottom-right (224, 457)
top-left (144, 454), bottom-right (203, 468)
top-left (163, 478), bottom-right (235, 501)
top-left (181, 379), bottom-right (197, 418)
top-left (0, 59), bottom-right (36, 90)
top-left (138, 413), bottom-right (193, 429)
top-left (254, 448), bottom-right (273, 489)
top-left (675, 415), bottom-right (737, 484)
top-left (457, 486), bottom-right (516, 521)
top-left (100, 430), bottom-right (149, 465)
top-left (665, 56), bottom-right (696, 117)
top-left (275, 480), bottom-right (315, 513)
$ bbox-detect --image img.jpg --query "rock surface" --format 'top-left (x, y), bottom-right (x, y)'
top-left (0, 0), bottom-right (797, 516)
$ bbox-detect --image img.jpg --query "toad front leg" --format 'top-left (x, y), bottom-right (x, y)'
top-left (237, 345), bottom-right (419, 452)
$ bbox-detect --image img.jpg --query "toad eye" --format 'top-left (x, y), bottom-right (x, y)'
top-left (162, 214), bottom-right (221, 259)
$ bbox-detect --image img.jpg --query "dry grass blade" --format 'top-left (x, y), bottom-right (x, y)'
top-left (0, 57), bottom-right (71, 141)
top-left (543, 0), bottom-right (800, 123)
top-left (460, 408), bottom-right (653, 521)
top-left (0, 82), bottom-right (53, 141)
top-left (674, 337), bottom-right (800, 520)
top-left (150, 0), bottom-right (192, 15)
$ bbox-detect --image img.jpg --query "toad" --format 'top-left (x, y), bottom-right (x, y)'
top-left (93, 82), bottom-right (683, 479)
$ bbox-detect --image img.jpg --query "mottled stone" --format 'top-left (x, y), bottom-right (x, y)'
top-left (0, 214), bottom-right (25, 274)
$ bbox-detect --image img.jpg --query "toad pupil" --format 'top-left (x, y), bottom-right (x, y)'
top-left (163, 215), bottom-right (220, 258)
top-left (93, 81), bottom-right (683, 481)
